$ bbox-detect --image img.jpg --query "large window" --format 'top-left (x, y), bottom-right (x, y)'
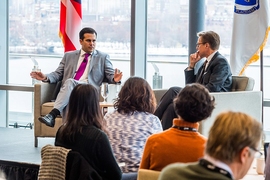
top-left (147, 0), bottom-right (189, 89)
top-left (145, 0), bottom-right (270, 130)
top-left (5, 0), bottom-right (270, 130)
top-left (8, 0), bottom-right (131, 127)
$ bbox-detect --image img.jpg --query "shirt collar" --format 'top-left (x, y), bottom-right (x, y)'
top-left (204, 154), bottom-right (234, 179)
top-left (206, 51), bottom-right (217, 63)
top-left (80, 49), bottom-right (95, 57)
top-left (172, 118), bottom-right (199, 130)
top-left (80, 49), bottom-right (87, 57)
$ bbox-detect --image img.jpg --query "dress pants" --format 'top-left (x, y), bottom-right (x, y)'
top-left (54, 78), bottom-right (86, 116)
top-left (154, 86), bottom-right (182, 130)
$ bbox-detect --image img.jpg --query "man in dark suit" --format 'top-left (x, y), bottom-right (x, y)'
top-left (155, 31), bottom-right (232, 130)
top-left (30, 27), bottom-right (123, 127)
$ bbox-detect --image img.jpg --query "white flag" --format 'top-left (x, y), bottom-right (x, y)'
top-left (230, 0), bottom-right (270, 75)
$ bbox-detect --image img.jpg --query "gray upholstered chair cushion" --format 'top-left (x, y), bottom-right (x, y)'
top-left (231, 76), bottom-right (255, 91)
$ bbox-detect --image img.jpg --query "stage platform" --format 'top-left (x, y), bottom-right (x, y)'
top-left (0, 127), bottom-right (54, 164)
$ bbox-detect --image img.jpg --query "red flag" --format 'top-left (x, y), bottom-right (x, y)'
top-left (59, 0), bottom-right (82, 52)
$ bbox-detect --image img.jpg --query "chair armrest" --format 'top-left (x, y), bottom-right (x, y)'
top-left (34, 83), bottom-right (56, 133)
top-left (153, 89), bottom-right (168, 104)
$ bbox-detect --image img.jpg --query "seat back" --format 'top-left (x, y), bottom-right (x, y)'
top-left (38, 144), bottom-right (70, 180)
top-left (137, 169), bottom-right (160, 180)
top-left (38, 144), bottom-right (101, 180)
top-left (231, 76), bottom-right (254, 91)
top-left (65, 151), bottom-right (102, 180)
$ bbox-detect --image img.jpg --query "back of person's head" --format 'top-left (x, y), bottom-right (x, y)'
top-left (115, 76), bottom-right (156, 114)
top-left (197, 31), bottom-right (220, 50)
top-left (174, 83), bottom-right (215, 123)
top-left (206, 111), bottom-right (262, 164)
top-left (79, 27), bottom-right (97, 40)
top-left (61, 84), bottom-right (104, 141)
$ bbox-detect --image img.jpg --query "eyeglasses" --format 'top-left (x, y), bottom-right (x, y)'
top-left (196, 42), bottom-right (206, 47)
top-left (249, 147), bottom-right (263, 158)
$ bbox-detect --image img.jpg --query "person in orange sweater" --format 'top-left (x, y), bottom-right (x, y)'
top-left (139, 83), bottom-right (215, 171)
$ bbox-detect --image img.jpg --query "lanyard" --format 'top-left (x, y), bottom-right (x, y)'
top-left (172, 125), bottom-right (197, 132)
top-left (199, 159), bottom-right (233, 179)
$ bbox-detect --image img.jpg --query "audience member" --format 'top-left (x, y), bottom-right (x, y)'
top-left (264, 143), bottom-right (270, 179)
top-left (55, 84), bottom-right (122, 180)
top-left (159, 111), bottom-right (262, 180)
top-left (140, 83), bottom-right (215, 171)
top-left (154, 30), bottom-right (232, 130)
top-left (105, 76), bottom-right (163, 173)
top-left (30, 27), bottom-right (122, 127)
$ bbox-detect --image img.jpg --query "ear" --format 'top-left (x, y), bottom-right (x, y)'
top-left (239, 146), bottom-right (250, 164)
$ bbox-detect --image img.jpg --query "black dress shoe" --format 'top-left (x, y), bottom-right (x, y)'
top-left (38, 114), bottom-right (55, 127)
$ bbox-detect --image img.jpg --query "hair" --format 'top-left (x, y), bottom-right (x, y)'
top-left (206, 111), bottom-right (262, 164)
top-left (114, 76), bottom-right (156, 114)
top-left (174, 83), bottom-right (215, 123)
top-left (197, 31), bottom-right (220, 50)
top-left (79, 27), bottom-right (97, 40)
top-left (58, 84), bottom-right (105, 142)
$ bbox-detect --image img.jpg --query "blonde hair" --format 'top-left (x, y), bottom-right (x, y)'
top-left (206, 111), bottom-right (262, 163)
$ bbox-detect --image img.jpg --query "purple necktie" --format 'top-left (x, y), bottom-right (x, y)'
top-left (74, 53), bottom-right (90, 80)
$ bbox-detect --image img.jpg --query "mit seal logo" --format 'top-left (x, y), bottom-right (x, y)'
top-left (234, 0), bottom-right (260, 14)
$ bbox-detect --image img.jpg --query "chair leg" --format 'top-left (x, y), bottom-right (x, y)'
top-left (34, 137), bottom-right (38, 147)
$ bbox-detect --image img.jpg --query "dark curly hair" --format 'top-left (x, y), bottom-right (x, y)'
top-left (114, 76), bottom-right (156, 114)
top-left (174, 83), bottom-right (215, 123)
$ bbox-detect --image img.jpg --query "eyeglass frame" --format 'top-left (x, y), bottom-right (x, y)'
top-left (249, 147), bottom-right (263, 158)
top-left (196, 42), bottom-right (206, 47)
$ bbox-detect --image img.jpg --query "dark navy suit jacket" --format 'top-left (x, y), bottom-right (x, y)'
top-left (185, 51), bottom-right (232, 92)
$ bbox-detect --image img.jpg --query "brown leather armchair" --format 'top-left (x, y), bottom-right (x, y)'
top-left (34, 83), bottom-right (117, 147)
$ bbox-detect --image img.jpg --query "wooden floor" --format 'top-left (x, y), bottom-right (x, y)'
top-left (0, 127), bottom-right (54, 165)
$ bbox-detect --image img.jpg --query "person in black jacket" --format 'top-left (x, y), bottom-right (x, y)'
top-left (55, 84), bottom-right (122, 180)
top-left (154, 30), bottom-right (232, 130)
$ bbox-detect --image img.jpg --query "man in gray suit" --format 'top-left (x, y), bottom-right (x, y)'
top-left (30, 27), bottom-right (123, 127)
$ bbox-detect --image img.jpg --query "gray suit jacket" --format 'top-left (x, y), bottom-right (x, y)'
top-left (46, 49), bottom-right (115, 89)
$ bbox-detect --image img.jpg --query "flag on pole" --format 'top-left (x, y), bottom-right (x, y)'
top-left (230, 0), bottom-right (270, 75)
top-left (59, 0), bottom-right (82, 53)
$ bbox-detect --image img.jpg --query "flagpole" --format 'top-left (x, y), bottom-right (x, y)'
top-left (261, 50), bottom-right (264, 126)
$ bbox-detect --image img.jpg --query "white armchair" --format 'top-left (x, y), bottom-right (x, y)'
top-left (153, 76), bottom-right (262, 137)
